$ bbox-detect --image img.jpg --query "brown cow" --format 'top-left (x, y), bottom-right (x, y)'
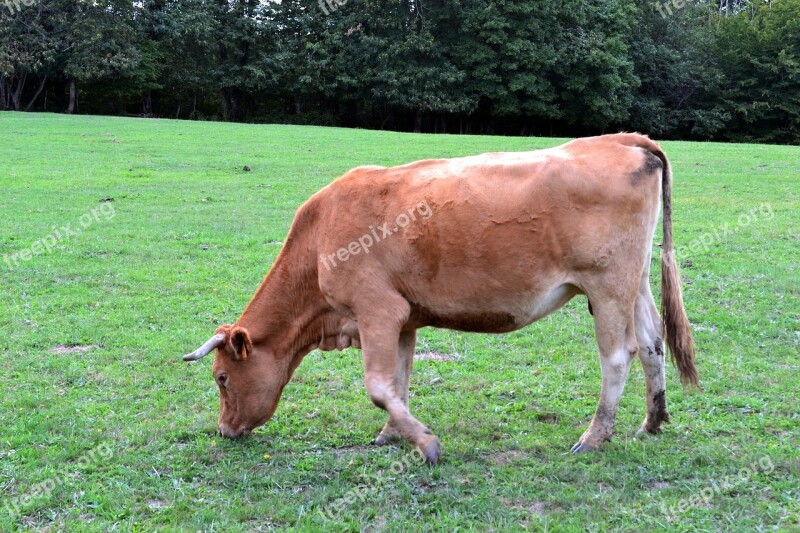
top-left (183, 133), bottom-right (697, 464)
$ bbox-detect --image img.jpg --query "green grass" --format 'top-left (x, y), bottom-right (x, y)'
top-left (1, 112), bottom-right (798, 532)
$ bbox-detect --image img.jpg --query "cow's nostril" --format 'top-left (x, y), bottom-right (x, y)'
top-left (218, 423), bottom-right (244, 439)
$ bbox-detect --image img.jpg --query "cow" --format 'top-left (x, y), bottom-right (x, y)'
top-left (183, 133), bottom-right (698, 464)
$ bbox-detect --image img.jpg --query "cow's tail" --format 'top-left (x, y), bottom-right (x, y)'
top-left (652, 147), bottom-right (699, 387)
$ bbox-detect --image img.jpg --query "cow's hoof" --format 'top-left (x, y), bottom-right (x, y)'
top-left (635, 426), bottom-right (661, 439)
top-left (373, 421), bottom-right (402, 446)
top-left (419, 437), bottom-right (442, 465)
top-left (570, 440), bottom-right (600, 454)
top-left (372, 433), bottom-right (400, 446)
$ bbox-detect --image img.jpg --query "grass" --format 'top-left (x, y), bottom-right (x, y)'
top-left (0, 112), bottom-right (798, 532)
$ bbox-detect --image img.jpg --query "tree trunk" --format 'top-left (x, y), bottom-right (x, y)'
top-left (142, 90), bottom-right (153, 116)
top-left (67, 79), bottom-right (77, 114)
top-left (11, 71), bottom-right (26, 111)
top-left (190, 92), bottom-right (198, 120)
top-left (229, 88), bottom-right (240, 121)
top-left (219, 88), bottom-right (230, 120)
top-left (414, 108), bottom-right (422, 133)
top-left (25, 76), bottom-right (47, 111)
top-left (0, 78), bottom-right (7, 110)
top-left (51, 79), bottom-right (66, 110)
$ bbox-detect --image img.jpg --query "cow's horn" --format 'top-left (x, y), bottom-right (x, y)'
top-left (183, 333), bottom-right (226, 361)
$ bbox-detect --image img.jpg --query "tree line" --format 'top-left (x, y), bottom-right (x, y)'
top-left (1, 0), bottom-right (798, 143)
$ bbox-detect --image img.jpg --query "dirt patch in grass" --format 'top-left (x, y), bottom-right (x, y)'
top-left (362, 517), bottom-right (387, 532)
top-left (51, 344), bottom-right (99, 354)
top-left (416, 479), bottom-right (448, 493)
top-left (414, 351), bottom-right (458, 362)
top-left (332, 444), bottom-right (374, 460)
top-left (490, 450), bottom-right (525, 465)
top-left (597, 482), bottom-right (613, 493)
top-left (501, 499), bottom-right (551, 516)
top-left (650, 481), bottom-right (673, 490)
top-left (535, 412), bottom-right (560, 424)
top-left (525, 501), bottom-right (548, 516)
top-left (147, 500), bottom-right (171, 511)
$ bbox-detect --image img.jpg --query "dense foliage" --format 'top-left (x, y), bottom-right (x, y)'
top-left (1, 0), bottom-right (798, 142)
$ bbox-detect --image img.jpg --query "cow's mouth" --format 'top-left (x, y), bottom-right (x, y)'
top-left (218, 424), bottom-right (252, 439)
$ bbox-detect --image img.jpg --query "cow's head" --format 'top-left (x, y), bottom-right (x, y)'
top-left (183, 324), bottom-right (289, 438)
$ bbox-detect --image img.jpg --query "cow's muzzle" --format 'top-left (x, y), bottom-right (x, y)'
top-left (218, 423), bottom-right (252, 439)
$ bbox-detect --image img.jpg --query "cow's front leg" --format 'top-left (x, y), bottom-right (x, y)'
top-left (358, 301), bottom-right (440, 464)
top-left (374, 329), bottom-right (417, 446)
top-left (572, 300), bottom-right (637, 453)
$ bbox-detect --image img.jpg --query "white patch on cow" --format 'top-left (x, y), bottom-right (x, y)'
top-left (364, 377), bottom-right (395, 409)
top-left (522, 283), bottom-right (576, 324)
top-left (600, 347), bottom-right (635, 399)
top-left (445, 147), bottom-right (573, 175)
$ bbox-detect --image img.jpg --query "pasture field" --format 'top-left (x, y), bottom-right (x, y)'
top-left (0, 112), bottom-right (798, 532)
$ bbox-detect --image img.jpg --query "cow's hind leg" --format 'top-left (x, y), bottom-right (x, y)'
top-left (572, 299), bottom-right (638, 453)
top-left (373, 329), bottom-right (416, 446)
top-left (358, 297), bottom-right (441, 463)
top-left (635, 276), bottom-right (670, 436)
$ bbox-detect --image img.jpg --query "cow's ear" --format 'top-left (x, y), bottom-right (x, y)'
top-left (230, 326), bottom-right (253, 361)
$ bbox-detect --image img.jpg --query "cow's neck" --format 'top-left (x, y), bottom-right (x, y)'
top-left (234, 244), bottom-right (339, 366)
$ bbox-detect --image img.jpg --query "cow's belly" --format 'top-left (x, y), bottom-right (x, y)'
top-left (407, 282), bottom-right (579, 333)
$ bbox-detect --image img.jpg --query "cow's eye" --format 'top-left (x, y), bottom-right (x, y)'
top-left (217, 374), bottom-right (227, 387)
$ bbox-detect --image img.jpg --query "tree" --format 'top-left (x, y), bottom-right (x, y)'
top-left (1, 0), bottom-right (795, 142)
top-left (715, 0), bottom-right (800, 143)
top-left (58, 0), bottom-right (140, 113)
top-left (363, 1), bottom-right (475, 132)
top-left (553, 0), bottom-right (639, 131)
top-left (0, 2), bottom-right (58, 110)
top-left (627, 0), bottom-right (728, 139)
top-left (210, 0), bottom-right (281, 121)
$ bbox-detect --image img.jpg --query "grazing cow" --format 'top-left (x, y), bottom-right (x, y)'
top-left (183, 133), bottom-right (697, 464)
